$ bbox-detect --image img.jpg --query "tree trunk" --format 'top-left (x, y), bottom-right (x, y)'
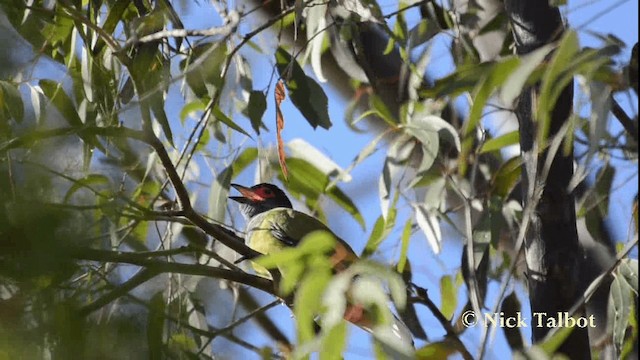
top-left (505, 1), bottom-right (591, 358)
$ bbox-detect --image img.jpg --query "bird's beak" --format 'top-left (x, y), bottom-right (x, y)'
top-left (229, 183), bottom-right (264, 203)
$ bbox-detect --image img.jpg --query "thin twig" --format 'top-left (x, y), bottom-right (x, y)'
top-left (610, 96), bottom-right (638, 142)
top-left (410, 284), bottom-right (474, 360)
top-left (123, 11), bottom-right (240, 48)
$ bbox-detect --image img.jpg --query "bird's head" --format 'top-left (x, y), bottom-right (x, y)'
top-left (229, 183), bottom-right (293, 220)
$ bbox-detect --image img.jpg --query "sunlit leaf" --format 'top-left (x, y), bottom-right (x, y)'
top-left (231, 147), bottom-right (258, 177)
top-left (440, 276), bottom-right (456, 319)
top-left (282, 158), bottom-right (364, 227)
top-left (466, 57), bottom-right (520, 136)
top-left (287, 138), bottom-right (351, 184)
top-left (396, 219), bottom-right (412, 274)
top-left (319, 322), bottom-right (347, 360)
top-left (28, 84), bottom-right (45, 125)
top-left (179, 100), bottom-right (205, 124)
top-left (413, 204), bottom-right (441, 254)
top-left (416, 340), bottom-right (460, 359)
top-left (480, 131), bottom-right (519, 154)
top-left (500, 44), bottom-right (553, 105)
top-left (304, 0), bottom-right (328, 83)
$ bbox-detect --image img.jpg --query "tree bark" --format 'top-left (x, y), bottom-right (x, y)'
top-left (505, 1), bottom-right (591, 358)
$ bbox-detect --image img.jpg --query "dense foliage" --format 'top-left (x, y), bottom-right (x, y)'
top-left (0, 0), bottom-right (637, 359)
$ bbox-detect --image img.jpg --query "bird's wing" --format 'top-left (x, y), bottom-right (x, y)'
top-left (246, 208), bottom-right (358, 270)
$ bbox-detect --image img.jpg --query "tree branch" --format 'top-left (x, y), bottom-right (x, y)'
top-left (72, 247), bottom-right (273, 295)
top-left (410, 284), bottom-right (474, 360)
top-left (610, 96), bottom-right (638, 142)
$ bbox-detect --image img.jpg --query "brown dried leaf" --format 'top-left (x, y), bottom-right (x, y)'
top-left (275, 80), bottom-right (289, 180)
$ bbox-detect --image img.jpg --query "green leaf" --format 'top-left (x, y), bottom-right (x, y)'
top-left (538, 325), bottom-right (575, 355)
top-left (254, 230), bottom-right (336, 270)
top-left (617, 259), bottom-right (638, 293)
top-left (491, 156), bottom-right (522, 198)
top-left (283, 158), bottom-right (364, 228)
top-left (538, 31), bottom-right (580, 142)
top-left (294, 261), bottom-right (332, 343)
top-left (39, 80), bottom-right (104, 152)
top-left (39, 80), bottom-right (83, 127)
top-left (369, 94), bottom-right (397, 126)
top-left (208, 166), bottom-right (232, 223)
top-left (0, 81), bottom-right (24, 123)
top-left (396, 218), bottom-right (412, 274)
top-left (179, 100), bottom-right (205, 124)
top-left (319, 322), bottom-right (347, 360)
top-left (480, 130), bottom-right (519, 154)
top-left (413, 204), bottom-right (441, 254)
top-left (466, 57), bottom-right (521, 136)
top-left (287, 138), bottom-right (351, 183)
top-left (321, 272), bottom-right (351, 328)
top-left (439, 276), bottom-right (456, 319)
top-left (247, 90), bottom-right (267, 134)
top-left (304, 0), bottom-right (329, 83)
top-left (582, 164), bottom-right (615, 240)
top-left (351, 261), bottom-right (407, 311)
top-left (275, 47), bottom-right (332, 129)
top-left (364, 215), bottom-right (386, 257)
top-left (150, 97), bottom-right (174, 146)
top-left (326, 186), bottom-right (365, 230)
top-left (211, 106), bottom-right (251, 137)
top-left (28, 84), bottom-right (45, 125)
top-left (80, 46), bottom-right (93, 103)
top-left (404, 125), bottom-right (438, 171)
top-left (415, 340), bottom-right (460, 359)
top-left (472, 212), bottom-right (492, 264)
top-left (500, 44), bottom-right (553, 105)
top-left (408, 19), bottom-right (440, 48)
top-left (609, 262), bottom-right (636, 354)
top-left (405, 114), bottom-right (461, 173)
top-left (421, 62), bottom-right (493, 99)
top-left (231, 147), bottom-right (258, 177)
top-left (168, 333), bottom-right (197, 353)
top-left (63, 174), bottom-right (111, 203)
top-left (364, 190), bottom-right (399, 257)
top-left (181, 43), bottom-right (228, 98)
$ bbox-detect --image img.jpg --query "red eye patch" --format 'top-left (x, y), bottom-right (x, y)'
top-left (253, 187), bottom-right (275, 199)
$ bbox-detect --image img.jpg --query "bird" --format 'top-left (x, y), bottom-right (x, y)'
top-left (229, 183), bottom-right (358, 276)
top-left (229, 182), bottom-right (415, 352)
